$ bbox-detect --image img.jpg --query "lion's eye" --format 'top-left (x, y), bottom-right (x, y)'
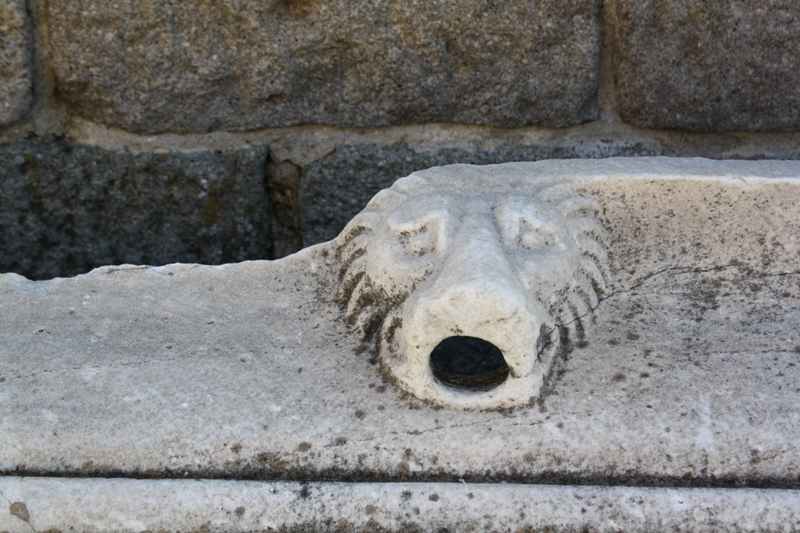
top-left (513, 216), bottom-right (559, 251)
top-left (386, 201), bottom-right (451, 259)
top-left (495, 203), bottom-right (560, 252)
top-left (397, 225), bottom-right (436, 257)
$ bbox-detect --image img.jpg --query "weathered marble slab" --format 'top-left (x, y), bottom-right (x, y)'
top-left (1, 158), bottom-right (800, 530)
top-left (2, 478), bottom-right (799, 532)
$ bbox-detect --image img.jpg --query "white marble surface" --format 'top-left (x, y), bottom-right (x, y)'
top-left (1, 158), bottom-right (800, 530)
top-left (2, 477), bottom-right (800, 532)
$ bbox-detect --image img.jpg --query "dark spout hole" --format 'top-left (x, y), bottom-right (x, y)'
top-left (430, 336), bottom-right (509, 392)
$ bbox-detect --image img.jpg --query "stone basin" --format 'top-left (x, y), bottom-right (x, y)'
top-left (1, 157), bottom-right (800, 531)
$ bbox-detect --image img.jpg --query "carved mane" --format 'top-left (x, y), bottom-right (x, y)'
top-left (332, 175), bottom-right (610, 358)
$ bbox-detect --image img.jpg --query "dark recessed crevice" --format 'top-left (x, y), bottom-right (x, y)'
top-left (429, 336), bottom-right (509, 392)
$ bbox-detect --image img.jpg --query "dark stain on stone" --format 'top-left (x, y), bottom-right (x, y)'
top-left (275, 0), bottom-right (317, 18)
top-left (10, 502), bottom-right (30, 522)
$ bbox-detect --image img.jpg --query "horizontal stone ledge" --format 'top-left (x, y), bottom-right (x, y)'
top-left (47, 0), bottom-right (602, 133)
top-left (3, 159), bottom-right (800, 484)
top-left (1, 478), bottom-right (799, 532)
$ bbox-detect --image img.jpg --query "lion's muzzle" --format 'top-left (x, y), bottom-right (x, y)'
top-left (391, 210), bottom-right (556, 409)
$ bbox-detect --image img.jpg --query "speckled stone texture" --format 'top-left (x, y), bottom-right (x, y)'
top-left (2, 478), bottom-right (800, 532)
top-left (3, 158), bottom-right (800, 530)
top-left (47, 0), bottom-right (602, 133)
top-left (299, 141), bottom-right (667, 246)
top-left (611, 0), bottom-right (800, 131)
top-left (2, 159), bottom-right (799, 488)
top-left (0, 139), bottom-right (269, 280)
top-left (0, 0), bottom-right (33, 126)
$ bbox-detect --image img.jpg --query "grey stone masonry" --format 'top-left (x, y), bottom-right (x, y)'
top-left (611, 0), bottom-right (800, 131)
top-left (0, 0), bottom-right (33, 126)
top-left (47, 0), bottom-right (602, 133)
top-left (0, 139), bottom-right (269, 280)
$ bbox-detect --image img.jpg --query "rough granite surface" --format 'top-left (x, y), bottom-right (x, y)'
top-left (300, 141), bottom-right (668, 246)
top-left (47, 0), bottom-right (602, 133)
top-left (0, 0), bottom-right (33, 126)
top-left (1, 478), bottom-right (799, 532)
top-left (611, 0), bottom-right (800, 131)
top-left (0, 139), bottom-right (270, 280)
top-left (2, 159), bottom-right (799, 488)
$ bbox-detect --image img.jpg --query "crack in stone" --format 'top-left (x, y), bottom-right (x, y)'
top-left (604, 264), bottom-right (800, 300)
top-left (699, 349), bottom-right (800, 358)
top-left (555, 264), bottom-right (800, 329)
top-left (395, 418), bottom-right (511, 437)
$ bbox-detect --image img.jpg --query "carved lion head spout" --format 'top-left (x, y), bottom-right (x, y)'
top-left (332, 164), bottom-right (610, 409)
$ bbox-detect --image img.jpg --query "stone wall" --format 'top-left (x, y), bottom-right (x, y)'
top-left (2, 0), bottom-right (800, 279)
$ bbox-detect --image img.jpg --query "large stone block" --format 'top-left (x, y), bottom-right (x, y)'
top-left (0, 139), bottom-right (269, 280)
top-left (299, 141), bottom-right (667, 246)
top-left (0, 0), bottom-right (33, 126)
top-left (611, 0), bottom-right (800, 131)
top-left (48, 0), bottom-right (602, 133)
top-left (2, 159), bottom-right (800, 492)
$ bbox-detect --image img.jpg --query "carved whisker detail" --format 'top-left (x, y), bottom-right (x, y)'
top-left (572, 217), bottom-right (610, 246)
top-left (580, 259), bottom-right (608, 296)
top-left (337, 239), bottom-right (368, 269)
top-left (575, 274), bottom-right (599, 309)
top-left (345, 275), bottom-right (371, 320)
top-left (566, 290), bottom-right (591, 321)
top-left (352, 303), bottom-right (384, 338)
top-left (576, 235), bottom-right (610, 267)
top-left (339, 253), bottom-right (368, 292)
top-left (552, 296), bottom-right (579, 339)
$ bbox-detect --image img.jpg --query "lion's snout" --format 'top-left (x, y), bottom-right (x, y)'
top-left (392, 216), bottom-right (557, 408)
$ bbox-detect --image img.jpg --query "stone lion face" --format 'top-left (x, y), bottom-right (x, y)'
top-left (333, 164), bottom-right (609, 409)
